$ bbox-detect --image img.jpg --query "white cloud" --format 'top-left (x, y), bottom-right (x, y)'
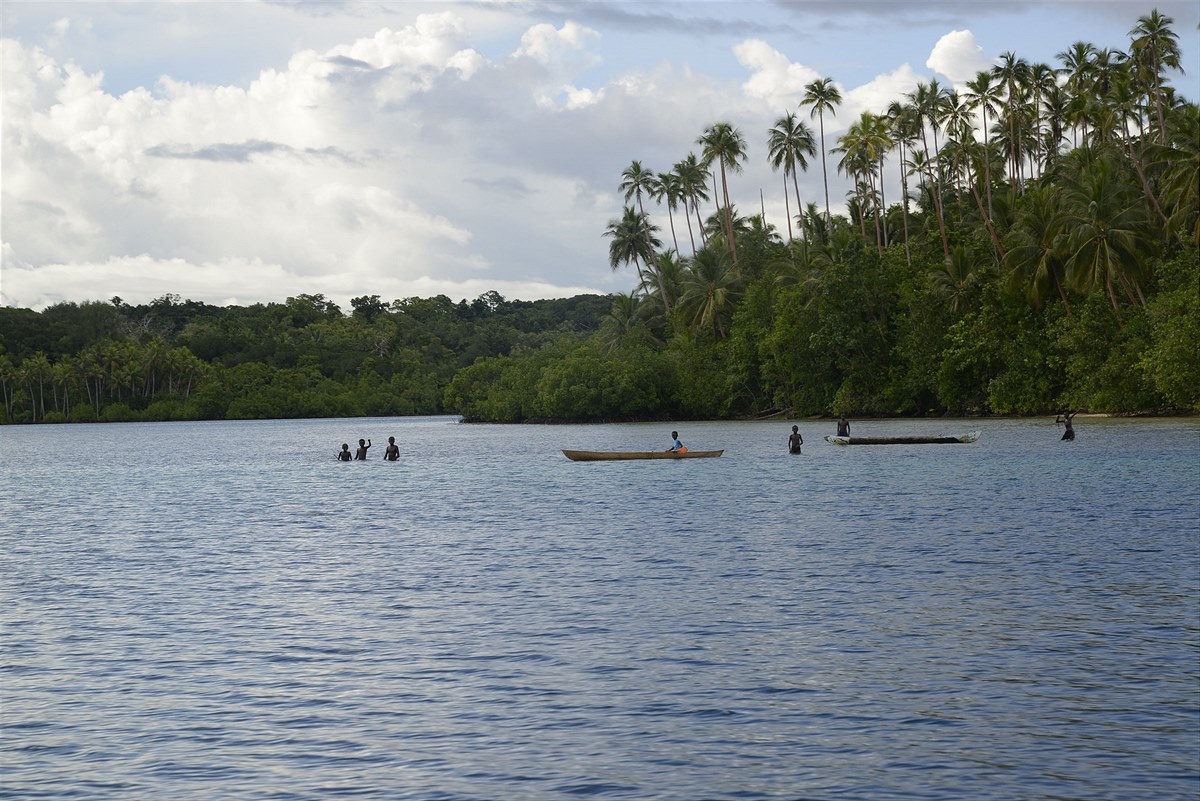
top-left (842, 63), bottom-right (925, 121)
top-left (734, 39), bottom-right (820, 110)
top-left (514, 20), bottom-right (600, 67)
top-left (0, 20), bottom-right (618, 310)
top-left (926, 29), bottom-right (992, 86)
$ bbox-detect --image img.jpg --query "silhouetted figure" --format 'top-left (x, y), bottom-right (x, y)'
top-left (1057, 411), bottom-right (1077, 441)
top-left (788, 425), bottom-right (803, 454)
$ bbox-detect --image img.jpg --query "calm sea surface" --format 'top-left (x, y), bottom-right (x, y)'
top-left (2, 416), bottom-right (1198, 800)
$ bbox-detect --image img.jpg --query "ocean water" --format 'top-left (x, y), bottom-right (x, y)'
top-left (1, 416), bottom-right (1198, 801)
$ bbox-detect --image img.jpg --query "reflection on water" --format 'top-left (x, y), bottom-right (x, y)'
top-left (2, 416), bottom-right (1198, 800)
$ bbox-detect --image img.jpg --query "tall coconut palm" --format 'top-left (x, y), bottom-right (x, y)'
top-left (1088, 48), bottom-right (1128, 102)
top-left (950, 123), bottom-right (1006, 258)
top-left (653, 171), bottom-right (684, 255)
top-left (604, 206), bottom-right (661, 296)
top-left (885, 100), bottom-right (920, 266)
top-left (905, 148), bottom-right (951, 262)
top-left (964, 70), bottom-right (1003, 219)
top-left (697, 121), bottom-right (749, 265)
top-left (766, 111), bottom-right (817, 243)
top-left (1057, 41), bottom-right (1098, 145)
top-left (800, 77), bottom-right (842, 222)
top-left (673, 153), bottom-right (711, 254)
top-left (1028, 63), bottom-right (1057, 177)
top-left (1109, 71), bottom-right (1169, 227)
top-left (1129, 10), bottom-right (1183, 144)
top-left (834, 111), bottom-right (891, 252)
top-left (1041, 83), bottom-right (1070, 172)
top-left (993, 51), bottom-right (1031, 189)
top-left (619, 160), bottom-right (660, 272)
top-left (938, 92), bottom-right (971, 208)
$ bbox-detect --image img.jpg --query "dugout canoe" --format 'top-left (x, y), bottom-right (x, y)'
top-left (823, 431), bottom-right (981, 446)
top-left (562, 449), bottom-right (724, 461)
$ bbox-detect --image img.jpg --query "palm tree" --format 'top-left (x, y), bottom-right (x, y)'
top-left (653, 171), bottom-right (684, 255)
top-left (1004, 185), bottom-right (1071, 312)
top-left (1150, 102), bottom-right (1200, 244)
top-left (800, 77), bottom-right (842, 222)
top-left (677, 244), bottom-right (742, 339)
top-left (929, 245), bottom-right (979, 315)
top-left (1109, 70), bottom-right (1169, 227)
top-left (767, 111), bottom-right (817, 243)
top-left (604, 206), bottom-right (661, 297)
top-left (886, 100), bottom-right (920, 266)
top-left (906, 82), bottom-right (952, 262)
top-left (993, 51), bottom-right (1031, 189)
top-left (964, 70), bottom-right (1002, 220)
top-left (1057, 41), bottom-right (1098, 145)
top-left (598, 293), bottom-right (660, 353)
top-left (697, 122), bottom-right (748, 265)
top-left (1041, 83), bottom-right (1070, 172)
top-left (1129, 10), bottom-right (1183, 144)
top-left (619, 160), bottom-right (660, 273)
top-left (673, 153), bottom-right (711, 255)
top-left (1028, 63), bottom-right (1057, 177)
top-left (1061, 154), bottom-right (1151, 309)
top-left (834, 112), bottom-right (891, 252)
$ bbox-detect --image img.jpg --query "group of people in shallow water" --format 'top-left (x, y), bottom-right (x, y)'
top-left (342, 412), bottom-right (1079, 461)
top-left (337, 436), bottom-right (401, 461)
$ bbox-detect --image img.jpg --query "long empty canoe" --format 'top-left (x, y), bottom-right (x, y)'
top-left (563, 449), bottom-right (724, 461)
top-left (824, 431), bottom-right (980, 446)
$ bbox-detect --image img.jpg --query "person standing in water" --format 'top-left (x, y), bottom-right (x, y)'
top-left (836, 415), bottom-right (850, 437)
top-left (788, 425), bottom-right (803, 454)
top-left (666, 431), bottom-right (688, 453)
top-left (383, 436), bottom-right (400, 461)
top-left (1056, 411), bottom-right (1077, 441)
top-left (337, 443), bottom-right (352, 461)
top-left (354, 438), bottom-right (371, 460)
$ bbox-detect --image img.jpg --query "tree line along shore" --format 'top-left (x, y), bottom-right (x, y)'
top-left (2, 10), bottom-right (1197, 425)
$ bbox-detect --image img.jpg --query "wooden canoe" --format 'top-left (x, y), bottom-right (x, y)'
top-left (562, 449), bottom-right (724, 461)
top-left (824, 431), bottom-right (980, 446)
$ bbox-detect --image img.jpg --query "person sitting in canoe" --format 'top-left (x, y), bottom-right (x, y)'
top-left (836, 415), bottom-right (850, 437)
top-left (666, 431), bottom-right (688, 454)
top-left (789, 425), bottom-right (803, 454)
top-left (337, 443), bottom-right (352, 461)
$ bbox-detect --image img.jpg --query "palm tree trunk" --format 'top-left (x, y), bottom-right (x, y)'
top-left (720, 163), bottom-right (738, 265)
top-left (877, 157), bottom-right (888, 248)
top-left (981, 108), bottom-right (994, 221)
top-left (790, 170), bottom-right (805, 242)
top-left (781, 173), bottom-right (793, 241)
top-left (819, 113), bottom-right (831, 222)
top-left (899, 142), bottom-right (911, 268)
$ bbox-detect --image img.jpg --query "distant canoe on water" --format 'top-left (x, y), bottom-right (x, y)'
top-left (562, 449), bottom-right (725, 461)
top-left (824, 431), bottom-right (981, 446)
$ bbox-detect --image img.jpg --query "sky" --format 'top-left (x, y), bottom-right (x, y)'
top-left (2, 0), bottom-right (1197, 312)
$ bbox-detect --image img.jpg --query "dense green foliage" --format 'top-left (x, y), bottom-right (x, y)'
top-left (0, 293), bottom-right (609, 423)
top-left (2, 11), bottom-right (1197, 424)
top-left (445, 11), bottom-right (1199, 422)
